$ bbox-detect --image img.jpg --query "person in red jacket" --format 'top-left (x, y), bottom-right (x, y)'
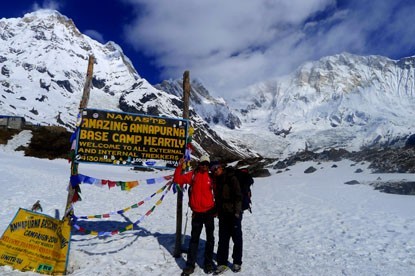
top-left (174, 155), bottom-right (215, 275)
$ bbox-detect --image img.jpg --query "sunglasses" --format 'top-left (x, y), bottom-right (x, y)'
top-left (211, 165), bottom-right (221, 172)
top-left (199, 161), bottom-right (210, 167)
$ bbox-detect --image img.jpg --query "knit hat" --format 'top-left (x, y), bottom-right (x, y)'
top-left (209, 161), bottom-right (220, 171)
top-left (199, 155), bottom-right (210, 163)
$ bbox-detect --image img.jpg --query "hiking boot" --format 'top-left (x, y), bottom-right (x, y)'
top-left (232, 264), bottom-right (241, 272)
top-left (213, 265), bottom-right (229, 275)
top-left (182, 265), bottom-right (195, 275)
top-left (204, 263), bottom-right (214, 274)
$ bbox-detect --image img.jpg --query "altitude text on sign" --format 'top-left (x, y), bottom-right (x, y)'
top-left (75, 109), bottom-right (188, 167)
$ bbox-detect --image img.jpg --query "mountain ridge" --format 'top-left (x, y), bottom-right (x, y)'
top-left (219, 52), bottom-right (415, 157)
top-left (1, 10), bottom-right (415, 160)
top-left (0, 10), bottom-right (254, 161)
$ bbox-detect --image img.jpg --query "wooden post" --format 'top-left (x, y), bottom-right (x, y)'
top-left (63, 55), bottom-right (94, 219)
top-left (79, 56), bottom-right (95, 109)
top-left (182, 71), bottom-right (190, 119)
top-left (173, 70), bottom-right (190, 257)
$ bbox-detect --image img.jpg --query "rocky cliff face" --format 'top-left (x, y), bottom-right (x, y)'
top-left (155, 79), bottom-right (241, 129)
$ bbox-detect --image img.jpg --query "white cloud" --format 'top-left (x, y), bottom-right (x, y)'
top-left (84, 29), bottom-right (105, 43)
top-left (32, 0), bottom-right (62, 11)
top-left (123, 0), bottom-right (415, 99)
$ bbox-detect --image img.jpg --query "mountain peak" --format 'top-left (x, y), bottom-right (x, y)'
top-left (0, 10), bottom-right (252, 161)
top-left (24, 9), bottom-right (64, 19)
top-left (0, 10), bottom-right (144, 127)
top-left (229, 51), bottom-right (415, 157)
top-left (2, 10), bottom-right (415, 160)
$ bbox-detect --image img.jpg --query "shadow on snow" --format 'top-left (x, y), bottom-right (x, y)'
top-left (69, 216), bottom-right (214, 270)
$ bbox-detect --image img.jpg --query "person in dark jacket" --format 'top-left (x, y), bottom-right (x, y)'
top-left (174, 155), bottom-right (215, 275)
top-left (211, 163), bottom-right (243, 273)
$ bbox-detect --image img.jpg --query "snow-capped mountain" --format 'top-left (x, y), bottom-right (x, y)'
top-left (0, 10), bottom-right (253, 161)
top-left (2, 10), bottom-right (415, 160)
top-left (155, 79), bottom-right (241, 129)
top-left (160, 52), bottom-right (415, 158)
top-left (211, 53), bottom-right (415, 158)
top-left (0, 10), bottom-right (143, 127)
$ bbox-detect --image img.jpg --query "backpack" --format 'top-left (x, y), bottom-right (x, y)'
top-left (234, 168), bottom-right (254, 213)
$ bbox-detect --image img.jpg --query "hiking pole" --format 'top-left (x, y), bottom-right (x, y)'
top-left (181, 205), bottom-right (190, 245)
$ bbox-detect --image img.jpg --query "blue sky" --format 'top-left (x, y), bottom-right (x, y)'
top-left (2, 0), bottom-right (415, 99)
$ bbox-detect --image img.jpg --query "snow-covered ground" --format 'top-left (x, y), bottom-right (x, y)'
top-left (1, 131), bottom-right (415, 275)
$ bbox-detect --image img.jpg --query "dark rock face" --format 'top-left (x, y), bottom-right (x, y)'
top-left (154, 79), bottom-right (242, 129)
top-left (235, 157), bottom-right (274, 178)
top-left (54, 80), bottom-right (73, 93)
top-left (193, 124), bottom-right (247, 161)
top-left (39, 79), bottom-right (50, 91)
top-left (0, 126), bottom-right (71, 159)
top-left (371, 181), bottom-right (415, 195)
top-left (0, 129), bottom-right (20, 144)
top-left (36, 66), bottom-right (47, 73)
top-left (30, 108), bottom-right (39, 115)
top-left (118, 90), bottom-right (254, 162)
top-left (1, 65), bottom-right (10, 77)
top-left (273, 146), bottom-right (415, 174)
top-left (251, 168), bottom-right (271, 177)
top-left (33, 126), bottom-right (70, 157)
top-left (92, 77), bottom-right (106, 89)
top-left (405, 134), bottom-right (415, 147)
top-left (304, 166), bottom-right (317, 174)
top-left (272, 149), bottom-right (348, 170)
top-left (345, 180), bottom-right (360, 185)
top-left (36, 95), bottom-right (48, 102)
top-left (351, 147), bottom-right (415, 173)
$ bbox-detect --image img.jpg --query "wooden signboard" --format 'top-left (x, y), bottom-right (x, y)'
top-left (75, 108), bottom-right (188, 169)
top-left (0, 208), bottom-right (71, 275)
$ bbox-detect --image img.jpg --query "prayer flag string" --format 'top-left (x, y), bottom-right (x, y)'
top-left (71, 182), bottom-right (172, 236)
top-left (70, 174), bottom-right (173, 191)
top-left (72, 182), bottom-right (170, 220)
